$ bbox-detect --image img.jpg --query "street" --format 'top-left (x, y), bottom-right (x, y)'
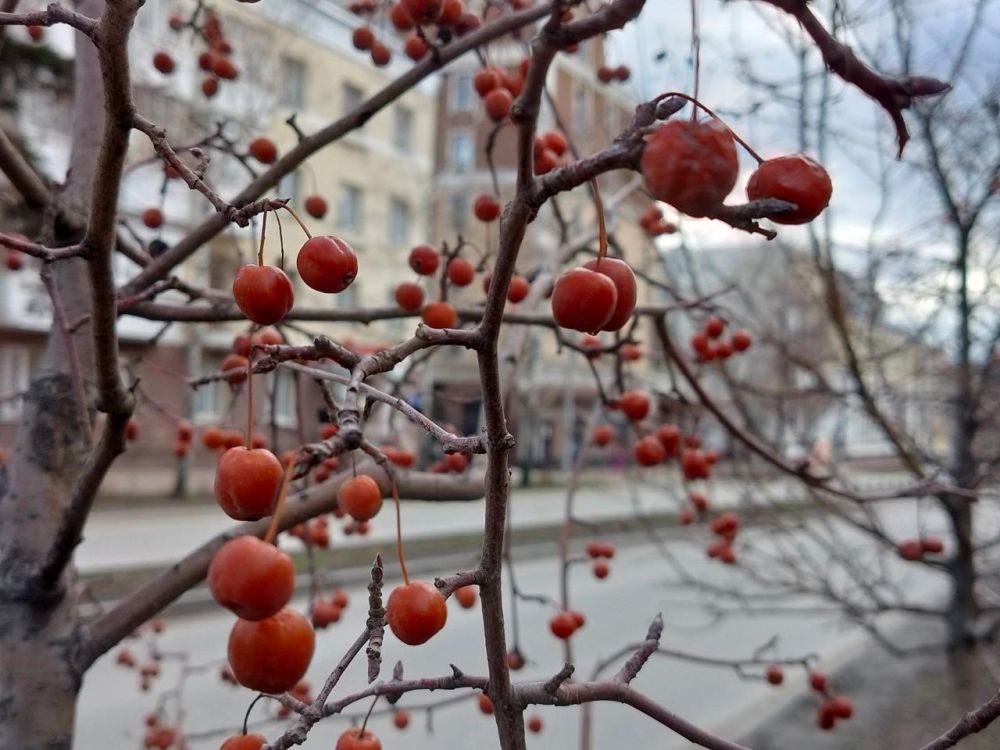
top-left (74, 536), bottom-right (921, 750)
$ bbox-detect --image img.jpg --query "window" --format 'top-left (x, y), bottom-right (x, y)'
top-left (208, 244), bottom-right (243, 291)
top-left (449, 192), bottom-right (468, 232)
top-left (342, 83), bottom-right (364, 116)
top-left (449, 130), bottom-right (473, 172)
top-left (450, 73), bottom-right (474, 112)
top-left (0, 345), bottom-right (30, 422)
top-left (337, 184), bottom-right (364, 232)
top-left (388, 196), bottom-right (411, 245)
top-left (279, 57), bottom-right (307, 109)
top-left (268, 370), bottom-right (295, 427)
top-left (394, 106), bottom-right (414, 151)
top-left (193, 354), bottom-right (225, 422)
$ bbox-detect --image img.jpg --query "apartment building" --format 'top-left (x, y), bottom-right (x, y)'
top-left (0, 0), bottom-right (436, 494)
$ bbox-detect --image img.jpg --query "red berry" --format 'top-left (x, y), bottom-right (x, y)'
top-left (439, 0), bottom-right (463, 25)
top-left (202, 77), bottom-right (219, 98)
top-left (395, 281), bottom-right (425, 311)
top-left (201, 426), bottom-right (225, 450)
top-left (817, 702), bottom-right (836, 730)
top-left (641, 119), bottom-right (738, 217)
top-left (830, 696), bottom-right (853, 719)
top-left (681, 449), bottom-right (710, 481)
top-left (173, 439), bottom-right (190, 459)
top-left (483, 88), bottom-right (513, 121)
top-left (296, 236), bottom-right (358, 294)
top-left (227, 608), bottom-right (314, 694)
top-left (541, 130), bottom-right (568, 156)
top-left (474, 68), bottom-right (501, 97)
top-left (446, 257), bottom-right (475, 286)
top-left (746, 154), bottom-right (832, 224)
top-left (209, 536), bottom-right (295, 620)
top-left (620, 343), bottom-right (642, 361)
top-left (655, 424), bottom-right (680, 456)
top-left (142, 207), bottom-right (164, 229)
top-left (214, 447), bottom-right (284, 520)
top-left (765, 665), bottom-right (784, 685)
top-left (921, 536), bottom-right (944, 554)
top-left (335, 728), bottom-right (381, 750)
top-left (370, 42), bottom-right (391, 67)
top-left (248, 137), bottom-right (278, 164)
top-left (809, 670), bottom-right (827, 692)
top-left (303, 195), bottom-right (328, 219)
top-left (534, 148), bottom-right (559, 175)
top-left (125, 418), bottom-right (139, 441)
top-left (619, 390), bottom-right (650, 421)
top-left (445, 452), bottom-right (469, 472)
top-left (507, 274), bottom-right (530, 303)
top-left (592, 424), bottom-right (614, 446)
top-left (634, 436), bottom-right (666, 467)
top-left (404, 34), bottom-right (428, 61)
top-left (212, 58), bottom-right (239, 83)
top-left (337, 475), bottom-right (383, 521)
top-left (27, 24), bottom-right (44, 41)
top-left (352, 26), bottom-right (375, 50)
top-left (152, 51), bottom-right (175, 74)
top-left (527, 714), bottom-right (543, 733)
top-left (402, 0), bottom-right (442, 24)
top-left (5, 249), bottom-right (23, 271)
top-left (506, 650), bottom-right (525, 670)
top-left (393, 709), bottom-right (410, 729)
top-left (549, 611), bottom-right (576, 639)
top-left (551, 267), bottom-right (618, 333)
top-left (473, 193), bottom-right (501, 222)
top-left (688, 492), bottom-right (709, 513)
top-left (422, 300), bottom-right (457, 328)
top-left (408, 244), bottom-right (440, 274)
top-left (389, 2), bottom-right (415, 30)
top-left (705, 316), bottom-right (725, 338)
top-left (454, 585), bottom-right (477, 608)
top-left (592, 560), bottom-right (610, 579)
top-left (581, 258), bottom-right (637, 331)
top-left (258, 327), bottom-right (282, 346)
top-left (220, 353), bottom-right (249, 385)
top-left (478, 692), bottom-right (494, 714)
top-left (731, 329), bottom-right (752, 351)
top-left (221, 734), bottom-right (266, 750)
top-left (678, 508), bottom-right (694, 525)
top-left (897, 538), bottom-right (924, 560)
top-left (709, 512), bottom-right (740, 538)
top-left (232, 264), bottom-right (294, 325)
top-left (386, 580), bottom-right (448, 645)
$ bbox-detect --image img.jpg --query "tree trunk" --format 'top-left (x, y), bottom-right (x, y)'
top-left (0, 1), bottom-right (106, 743)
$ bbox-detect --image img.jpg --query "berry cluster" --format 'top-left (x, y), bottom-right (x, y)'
top-left (640, 115), bottom-right (832, 224)
top-left (689, 316), bottom-right (752, 362)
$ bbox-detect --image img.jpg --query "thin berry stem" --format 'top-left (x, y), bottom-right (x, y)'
top-left (256, 210), bottom-right (268, 266)
top-left (655, 91), bottom-right (764, 164)
top-left (590, 178), bottom-right (607, 267)
top-left (263, 456), bottom-right (296, 545)
top-left (391, 477), bottom-right (409, 585)
top-left (359, 695), bottom-right (379, 736)
top-left (245, 357), bottom-right (253, 449)
top-left (242, 693), bottom-right (267, 735)
top-left (281, 204), bottom-right (313, 239)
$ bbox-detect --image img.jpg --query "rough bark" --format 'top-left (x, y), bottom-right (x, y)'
top-left (0, 0), bottom-right (107, 744)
